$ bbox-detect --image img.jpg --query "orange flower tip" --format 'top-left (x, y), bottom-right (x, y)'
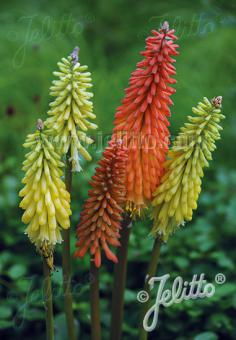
top-left (94, 251), bottom-right (101, 268)
top-left (105, 252), bottom-right (118, 264)
top-left (74, 247), bottom-right (88, 258)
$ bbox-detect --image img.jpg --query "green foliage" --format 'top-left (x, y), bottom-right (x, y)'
top-left (0, 0), bottom-right (236, 339)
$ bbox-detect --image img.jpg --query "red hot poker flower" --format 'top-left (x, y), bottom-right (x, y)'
top-left (75, 140), bottom-right (127, 267)
top-left (113, 22), bottom-right (179, 214)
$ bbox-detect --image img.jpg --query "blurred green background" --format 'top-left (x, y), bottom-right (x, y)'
top-left (0, 0), bottom-right (236, 339)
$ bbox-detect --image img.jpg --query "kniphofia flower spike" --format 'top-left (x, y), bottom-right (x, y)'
top-left (19, 120), bottom-right (71, 267)
top-left (46, 47), bottom-right (97, 172)
top-left (75, 140), bottom-right (127, 267)
top-left (113, 22), bottom-right (179, 214)
top-left (152, 96), bottom-right (225, 241)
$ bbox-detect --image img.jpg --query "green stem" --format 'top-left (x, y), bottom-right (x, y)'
top-left (90, 262), bottom-right (101, 340)
top-left (110, 214), bottom-right (132, 340)
top-left (139, 236), bottom-right (162, 340)
top-left (43, 258), bottom-right (54, 340)
top-left (62, 154), bottom-right (76, 340)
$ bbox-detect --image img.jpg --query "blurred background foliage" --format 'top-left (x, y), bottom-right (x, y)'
top-left (0, 0), bottom-right (236, 339)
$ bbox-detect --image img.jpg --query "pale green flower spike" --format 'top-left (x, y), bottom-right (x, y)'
top-left (45, 47), bottom-right (97, 172)
top-left (152, 96), bottom-right (225, 241)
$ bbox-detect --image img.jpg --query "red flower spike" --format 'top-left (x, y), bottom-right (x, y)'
top-left (75, 140), bottom-right (127, 267)
top-left (112, 22), bottom-right (179, 214)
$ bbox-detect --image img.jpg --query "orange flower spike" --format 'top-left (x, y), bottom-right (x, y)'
top-left (75, 141), bottom-right (127, 267)
top-left (113, 22), bottom-right (179, 214)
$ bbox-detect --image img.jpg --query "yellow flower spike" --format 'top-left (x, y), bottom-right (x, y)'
top-left (152, 96), bottom-right (225, 241)
top-left (45, 46), bottom-right (97, 172)
top-left (19, 119), bottom-right (71, 261)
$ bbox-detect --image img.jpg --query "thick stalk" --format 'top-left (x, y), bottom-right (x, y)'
top-left (62, 154), bottom-right (76, 340)
top-left (110, 214), bottom-right (132, 340)
top-left (90, 262), bottom-right (101, 340)
top-left (43, 258), bottom-right (54, 340)
top-left (139, 236), bottom-right (162, 340)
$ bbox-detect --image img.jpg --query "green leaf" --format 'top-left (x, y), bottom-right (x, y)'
top-left (8, 264), bottom-right (27, 279)
top-left (0, 251), bottom-right (12, 271)
top-left (215, 283), bottom-right (236, 298)
top-left (174, 257), bottom-right (189, 269)
top-left (194, 332), bottom-right (218, 340)
top-left (55, 313), bottom-right (79, 340)
top-left (0, 320), bottom-right (13, 329)
top-left (124, 289), bottom-right (137, 303)
top-left (207, 313), bottom-right (232, 330)
top-left (24, 308), bottom-right (44, 321)
top-left (0, 305), bottom-right (12, 319)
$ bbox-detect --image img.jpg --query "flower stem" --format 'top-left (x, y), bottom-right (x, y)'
top-left (62, 153), bottom-right (76, 340)
top-left (139, 236), bottom-right (162, 340)
top-left (43, 258), bottom-right (54, 340)
top-left (110, 214), bottom-right (132, 340)
top-left (90, 261), bottom-right (101, 340)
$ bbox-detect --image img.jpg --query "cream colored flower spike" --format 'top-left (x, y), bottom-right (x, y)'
top-left (19, 120), bottom-right (71, 256)
top-left (152, 97), bottom-right (225, 241)
top-left (45, 47), bottom-right (97, 172)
